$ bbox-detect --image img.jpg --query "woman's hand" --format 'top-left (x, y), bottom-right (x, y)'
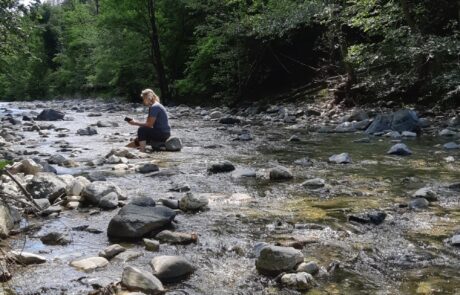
top-left (128, 120), bottom-right (137, 126)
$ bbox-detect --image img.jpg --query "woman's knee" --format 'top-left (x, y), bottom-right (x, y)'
top-left (137, 126), bottom-right (149, 139)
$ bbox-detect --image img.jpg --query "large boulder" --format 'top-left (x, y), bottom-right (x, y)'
top-left (82, 181), bottom-right (125, 205)
top-left (36, 109), bottom-right (65, 121)
top-left (365, 114), bottom-right (392, 134)
top-left (107, 204), bottom-right (176, 240)
top-left (366, 110), bottom-right (420, 134)
top-left (150, 256), bottom-right (194, 282)
top-left (26, 173), bottom-right (67, 202)
top-left (121, 266), bottom-right (164, 294)
top-left (256, 245), bottom-right (304, 275)
top-left (391, 109), bottom-right (419, 133)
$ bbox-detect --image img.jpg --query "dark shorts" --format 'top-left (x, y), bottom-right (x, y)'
top-left (137, 126), bottom-right (170, 143)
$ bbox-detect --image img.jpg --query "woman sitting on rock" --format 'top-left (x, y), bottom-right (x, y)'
top-left (126, 89), bottom-right (171, 152)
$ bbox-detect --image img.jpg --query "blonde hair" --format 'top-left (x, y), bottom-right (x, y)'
top-left (140, 88), bottom-right (160, 103)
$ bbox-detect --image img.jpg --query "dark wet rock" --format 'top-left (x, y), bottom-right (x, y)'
top-left (107, 204), bottom-right (176, 240)
top-left (219, 117), bottom-right (240, 124)
top-left (328, 153), bottom-right (352, 164)
top-left (269, 166), bottom-right (293, 181)
top-left (252, 242), bottom-right (270, 258)
top-left (281, 272), bottom-right (315, 290)
top-left (296, 261), bottom-right (319, 275)
top-left (391, 109), bottom-right (420, 133)
top-left (413, 187), bottom-right (437, 202)
top-left (70, 257), bottom-right (109, 272)
top-left (447, 182), bottom-right (460, 191)
top-left (209, 111), bottom-right (223, 119)
top-left (384, 131), bottom-right (401, 139)
top-left (130, 196), bottom-right (156, 207)
top-left (26, 173), bottom-right (67, 202)
top-left (348, 212), bottom-right (386, 225)
top-left (450, 235), bottom-right (460, 246)
top-left (408, 198), bottom-right (429, 210)
top-left (365, 114), bottom-right (392, 134)
top-left (76, 127), bottom-right (97, 136)
top-left (121, 266), bottom-right (164, 294)
top-left (306, 108), bottom-right (321, 116)
top-left (9, 251), bottom-right (46, 265)
top-left (208, 161), bottom-right (235, 173)
top-left (179, 192), bottom-right (208, 212)
top-left (443, 142), bottom-right (460, 150)
top-left (448, 116), bottom-right (460, 127)
top-left (98, 192), bottom-right (119, 210)
top-left (98, 244), bottom-right (126, 260)
top-left (48, 154), bottom-right (66, 165)
top-left (288, 135), bottom-right (301, 142)
top-left (143, 238), bottom-right (160, 252)
top-left (32, 157), bottom-right (56, 173)
top-left (155, 230), bottom-right (198, 245)
top-left (334, 122), bottom-right (358, 133)
top-left (159, 199), bottom-right (179, 209)
top-left (150, 255), bottom-right (194, 282)
top-left (40, 205), bottom-right (62, 216)
top-left (82, 181), bottom-right (125, 205)
top-left (40, 232), bottom-right (71, 245)
top-left (36, 109), bottom-right (64, 121)
top-left (387, 143), bottom-right (412, 156)
top-left (137, 163), bottom-right (159, 174)
top-left (165, 137), bottom-right (182, 151)
top-left (439, 129), bottom-right (457, 137)
top-left (256, 245), bottom-right (304, 276)
top-left (301, 178), bottom-right (326, 189)
top-left (96, 121), bottom-right (117, 128)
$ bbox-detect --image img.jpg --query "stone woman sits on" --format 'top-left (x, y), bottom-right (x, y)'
top-left (126, 89), bottom-right (171, 152)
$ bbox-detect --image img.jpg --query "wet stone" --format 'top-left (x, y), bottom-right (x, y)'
top-left (159, 198), bottom-right (179, 209)
top-left (255, 245), bottom-right (304, 276)
top-left (208, 161), bottom-right (235, 173)
top-left (112, 250), bottom-right (143, 263)
top-left (136, 163), bottom-right (159, 174)
top-left (296, 261), bottom-right (319, 275)
top-left (40, 232), bottom-right (71, 245)
top-left (413, 187), bottom-right (437, 202)
top-left (409, 198), bottom-right (429, 210)
top-left (387, 143), bottom-right (412, 156)
top-left (348, 212), bottom-right (386, 225)
top-left (150, 255), bottom-right (194, 282)
top-left (143, 238), bottom-right (160, 252)
top-left (10, 251), bottom-right (46, 265)
top-left (121, 266), bottom-right (164, 294)
top-left (70, 257), bottom-right (109, 272)
top-left (179, 192), bottom-right (208, 212)
top-left (155, 230), bottom-right (197, 245)
top-left (301, 178), bottom-right (325, 189)
top-left (165, 137), bottom-right (182, 151)
top-left (281, 272), bottom-right (315, 291)
top-left (269, 166), bottom-right (293, 181)
top-left (439, 129), bottom-right (457, 137)
top-left (328, 153), bottom-right (352, 164)
top-left (450, 235), bottom-right (460, 246)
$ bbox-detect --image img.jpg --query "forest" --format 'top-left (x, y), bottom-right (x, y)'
top-left (1, 0), bottom-right (459, 106)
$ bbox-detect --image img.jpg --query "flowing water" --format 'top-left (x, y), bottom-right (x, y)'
top-left (1, 101), bottom-right (459, 295)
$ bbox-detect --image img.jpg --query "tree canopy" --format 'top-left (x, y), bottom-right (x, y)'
top-left (0, 0), bottom-right (459, 106)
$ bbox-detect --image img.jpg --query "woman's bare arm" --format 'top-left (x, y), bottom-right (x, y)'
top-left (129, 116), bottom-right (156, 128)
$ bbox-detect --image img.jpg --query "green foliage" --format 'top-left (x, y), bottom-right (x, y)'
top-left (0, 0), bottom-right (458, 106)
top-left (0, 160), bottom-right (11, 170)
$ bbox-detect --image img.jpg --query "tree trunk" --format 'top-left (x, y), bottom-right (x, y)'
top-left (458, 0), bottom-right (460, 29)
top-left (400, 0), bottom-right (417, 31)
top-left (95, 0), bottom-right (99, 15)
top-left (147, 0), bottom-right (170, 104)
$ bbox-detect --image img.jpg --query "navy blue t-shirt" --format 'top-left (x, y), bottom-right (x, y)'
top-left (148, 103), bottom-right (171, 133)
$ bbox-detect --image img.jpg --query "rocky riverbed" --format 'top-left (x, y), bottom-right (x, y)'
top-left (0, 99), bottom-right (460, 294)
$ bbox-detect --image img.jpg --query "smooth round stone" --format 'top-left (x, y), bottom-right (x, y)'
top-left (143, 238), bottom-right (160, 252)
top-left (269, 166), bottom-right (293, 180)
top-left (328, 153), bottom-right (352, 164)
top-left (280, 272), bottom-right (315, 290)
top-left (150, 256), bottom-right (194, 282)
top-left (10, 251), bottom-right (46, 265)
top-left (255, 245), bottom-right (304, 275)
top-left (99, 244), bottom-right (126, 259)
top-left (70, 257), bottom-right (109, 272)
top-left (408, 198), bottom-right (429, 209)
top-left (301, 178), bottom-right (325, 189)
top-left (296, 261), bottom-right (319, 275)
top-left (121, 266), bottom-right (164, 294)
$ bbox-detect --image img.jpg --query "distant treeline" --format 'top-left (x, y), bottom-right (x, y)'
top-left (0, 0), bottom-right (459, 106)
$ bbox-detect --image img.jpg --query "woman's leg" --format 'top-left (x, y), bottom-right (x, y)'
top-left (126, 137), bottom-right (139, 148)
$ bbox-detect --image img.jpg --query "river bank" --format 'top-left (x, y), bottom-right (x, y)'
top-left (0, 99), bottom-right (459, 294)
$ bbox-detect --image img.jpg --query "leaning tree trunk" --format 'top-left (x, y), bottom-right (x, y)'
top-left (400, 0), bottom-right (418, 31)
top-left (147, 0), bottom-right (170, 104)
